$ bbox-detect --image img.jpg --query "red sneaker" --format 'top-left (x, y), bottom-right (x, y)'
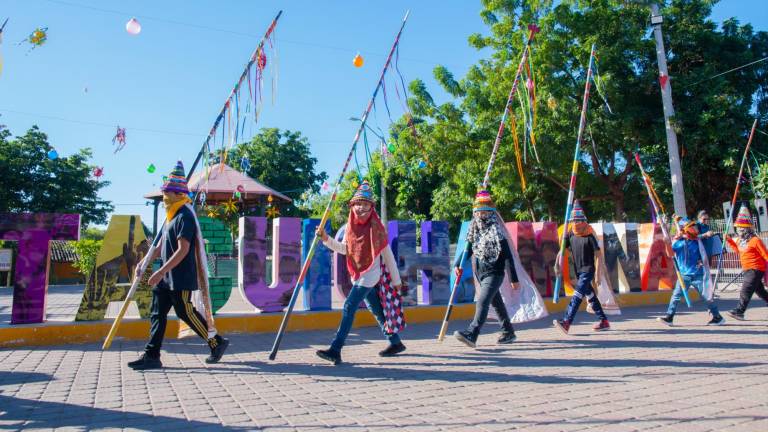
top-left (553, 319), bottom-right (571, 335)
top-left (593, 319), bottom-right (610, 331)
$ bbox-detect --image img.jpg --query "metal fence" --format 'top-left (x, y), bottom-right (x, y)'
top-left (705, 218), bottom-right (767, 290)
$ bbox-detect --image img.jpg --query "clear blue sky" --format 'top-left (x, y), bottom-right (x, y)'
top-left (1, 0), bottom-right (766, 228)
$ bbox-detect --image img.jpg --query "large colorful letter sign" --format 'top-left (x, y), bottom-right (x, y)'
top-left (0, 213), bottom-right (80, 324)
top-left (238, 217), bottom-right (301, 313)
top-left (597, 223), bottom-right (642, 293)
top-left (388, 220), bottom-right (451, 305)
top-left (506, 222), bottom-right (559, 296)
top-left (301, 219), bottom-right (332, 311)
top-left (450, 221), bottom-right (476, 304)
top-left (76, 215), bottom-right (152, 321)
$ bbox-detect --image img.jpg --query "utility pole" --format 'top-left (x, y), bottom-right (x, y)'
top-left (650, 3), bottom-right (687, 217)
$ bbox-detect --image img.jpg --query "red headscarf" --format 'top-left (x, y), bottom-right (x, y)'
top-left (345, 205), bottom-right (389, 280)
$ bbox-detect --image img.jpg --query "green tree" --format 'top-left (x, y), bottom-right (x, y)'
top-left (71, 239), bottom-right (102, 281)
top-left (0, 126), bottom-right (113, 225)
top-left (229, 128), bottom-right (328, 217)
top-left (387, 0), bottom-right (767, 227)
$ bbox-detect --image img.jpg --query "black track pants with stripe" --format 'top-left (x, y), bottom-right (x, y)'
top-left (145, 287), bottom-right (215, 356)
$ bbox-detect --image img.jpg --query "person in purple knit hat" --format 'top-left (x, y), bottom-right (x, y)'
top-left (128, 160), bottom-right (229, 370)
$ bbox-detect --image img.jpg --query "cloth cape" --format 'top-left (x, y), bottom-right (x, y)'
top-left (159, 203), bottom-right (216, 339)
top-left (477, 212), bottom-right (549, 323)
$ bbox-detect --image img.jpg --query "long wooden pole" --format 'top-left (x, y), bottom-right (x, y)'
top-left (102, 239), bottom-right (158, 349)
top-left (437, 24), bottom-right (540, 342)
top-left (269, 11), bottom-right (411, 360)
top-left (553, 44), bottom-right (596, 303)
top-left (712, 119), bottom-right (759, 292)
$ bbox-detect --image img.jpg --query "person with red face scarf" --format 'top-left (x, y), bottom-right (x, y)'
top-left (314, 181), bottom-right (405, 365)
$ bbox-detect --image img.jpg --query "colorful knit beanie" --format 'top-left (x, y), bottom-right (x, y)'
top-left (160, 160), bottom-right (189, 194)
top-left (570, 200), bottom-right (587, 222)
top-left (472, 190), bottom-right (496, 212)
top-left (350, 180), bottom-right (376, 204)
top-left (734, 205), bottom-right (753, 228)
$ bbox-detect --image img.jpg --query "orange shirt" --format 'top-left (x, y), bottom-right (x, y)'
top-left (726, 236), bottom-right (768, 271)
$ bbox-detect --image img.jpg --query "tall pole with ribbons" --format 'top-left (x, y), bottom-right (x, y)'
top-left (552, 44), bottom-right (596, 304)
top-left (269, 11), bottom-right (411, 360)
top-left (186, 10), bottom-right (283, 181)
top-left (437, 24), bottom-right (540, 342)
top-left (635, 153), bottom-right (691, 307)
top-left (712, 119), bottom-right (759, 292)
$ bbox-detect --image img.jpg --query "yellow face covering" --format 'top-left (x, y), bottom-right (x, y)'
top-left (164, 194), bottom-right (192, 222)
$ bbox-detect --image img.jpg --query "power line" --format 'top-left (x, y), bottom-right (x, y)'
top-left (682, 56), bottom-right (768, 89)
top-left (39, 0), bottom-right (458, 67)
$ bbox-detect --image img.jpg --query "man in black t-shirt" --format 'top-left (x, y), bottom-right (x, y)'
top-left (127, 160), bottom-right (228, 370)
top-left (553, 201), bottom-right (610, 335)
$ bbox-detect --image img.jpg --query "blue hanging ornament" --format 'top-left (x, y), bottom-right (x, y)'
top-left (418, 160), bottom-right (427, 169)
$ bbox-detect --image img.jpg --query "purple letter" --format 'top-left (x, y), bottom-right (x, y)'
top-left (238, 217), bottom-right (301, 313)
top-left (0, 213), bottom-right (80, 324)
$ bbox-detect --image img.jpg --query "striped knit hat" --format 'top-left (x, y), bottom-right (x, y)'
top-left (734, 204), bottom-right (753, 228)
top-left (160, 160), bottom-right (189, 194)
top-left (472, 190), bottom-right (496, 212)
top-left (570, 200), bottom-right (587, 222)
top-left (350, 180), bottom-right (375, 204)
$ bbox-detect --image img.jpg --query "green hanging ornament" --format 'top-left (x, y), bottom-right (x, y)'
top-left (147, 163), bottom-right (156, 173)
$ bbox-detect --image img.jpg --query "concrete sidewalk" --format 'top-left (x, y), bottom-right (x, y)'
top-left (0, 293), bottom-right (766, 431)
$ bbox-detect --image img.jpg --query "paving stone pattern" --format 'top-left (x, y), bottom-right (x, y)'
top-left (0, 293), bottom-right (766, 431)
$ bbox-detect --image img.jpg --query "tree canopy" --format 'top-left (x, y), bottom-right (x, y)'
top-left (0, 126), bottom-right (113, 225)
top-left (344, 0), bottom-right (768, 232)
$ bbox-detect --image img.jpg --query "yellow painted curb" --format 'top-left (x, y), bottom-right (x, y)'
top-left (0, 291), bottom-right (677, 349)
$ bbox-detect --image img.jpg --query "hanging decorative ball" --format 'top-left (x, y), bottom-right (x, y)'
top-left (418, 160), bottom-right (427, 169)
top-left (162, 175), bottom-right (168, 182)
top-left (352, 52), bottom-right (364, 68)
top-left (387, 143), bottom-right (396, 153)
top-left (236, 184), bottom-right (245, 193)
top-left (92, 167), bottom-right (104, 178)
top-left (267, 194), bottom-right (274, 203)
top-left (125, 18), bottom-right (141, 35)
top-left (234, 191), bottom-right (241, 199)
top-left (47, 149), bottom-right (58, 160)
top-left (147, 163), bottom-right (156, 173)
top-left (321, 181), bottom-right (329, 191)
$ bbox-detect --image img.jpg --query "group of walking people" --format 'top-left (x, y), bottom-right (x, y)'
top-left (125, 162), bottom-right (768, 369)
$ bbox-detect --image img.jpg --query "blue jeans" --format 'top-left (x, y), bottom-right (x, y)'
top-left (330, 284), bottom-right (401, 353)
top-left (666, 274), bottom-right (720, 317)
top-left (564, 271), bottom-right (607, 322)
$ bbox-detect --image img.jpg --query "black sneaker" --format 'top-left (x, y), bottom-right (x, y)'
top-left (129, 353), bottom-right (162, 370)
top-left (379, 342), bottom-right (406, 357)
top-left (497, 331), bottom-right (517, 344)
top-left (726, 310), bottom-right (745, 321)
top-left (205, 338), bottom-right (229, 364)
top-left (453, 330), bottom-right (477, 348)
top-left (707, 315), bottom-right (726, 326)
top-left (657, 315), bottom-right (674, 327)
top-left (316, 349), bottom-right (342, 365)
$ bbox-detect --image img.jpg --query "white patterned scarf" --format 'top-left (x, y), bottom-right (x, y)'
top-left (466, 212), bottom-right (505, 263)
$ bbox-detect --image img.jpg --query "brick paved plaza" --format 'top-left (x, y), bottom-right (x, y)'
top-left (1, 293), bottom-right (766, 431)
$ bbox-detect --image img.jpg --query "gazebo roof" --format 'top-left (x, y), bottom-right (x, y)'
top-left (144, 163), bottom-right (291, 203)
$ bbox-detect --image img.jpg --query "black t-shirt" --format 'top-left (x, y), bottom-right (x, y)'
top-left (456, 239), bottom-right (519, 282)
top-left (565, 233), bottom-right (600, 274)
top-left (153, 205), bottom-right (198, 291)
